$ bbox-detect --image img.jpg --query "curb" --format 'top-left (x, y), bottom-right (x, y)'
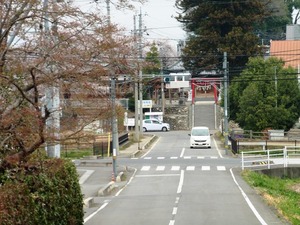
top-left (83, 136), bottom-right (155, 208)
top-left (131, 135), bottom-right (158, 158)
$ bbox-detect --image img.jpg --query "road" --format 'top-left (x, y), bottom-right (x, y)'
top-left (84, 131), bottom-right (288, 225)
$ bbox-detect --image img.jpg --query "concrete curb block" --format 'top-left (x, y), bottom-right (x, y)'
top-left (83, 197), bottom-right (94, 208)
top-left (144, 135), bottom-right (158, 149)
top-left (98, 181), bottom-right (115, 196)
top-left (131, 135), bottom-right (158, 158)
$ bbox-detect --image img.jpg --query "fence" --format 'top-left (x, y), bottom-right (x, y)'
top-left (241, 146), bottom-right (300, 170)
top-left (61, 132), bottom-right (129, 156)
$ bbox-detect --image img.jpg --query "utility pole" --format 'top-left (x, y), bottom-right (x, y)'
top-left (133, 10), bottom-right (144, 148)
top-left (138, 10), bottom-right (144, 139)
top-left (43, 0), bottom-right (60, 158)
top-left (133, 15), bottom-right (139, 144)
top-left (223, 52), bottom-right (229, 154)
top-left (106, 0), bottom-right (118, 180)
top-left (160, 54), bottom-right (165, 114)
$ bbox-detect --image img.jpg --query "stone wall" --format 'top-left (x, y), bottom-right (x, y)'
top-left (153, 105), bottom-right (190, 131)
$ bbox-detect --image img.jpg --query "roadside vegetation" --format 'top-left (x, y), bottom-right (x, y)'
top-left (242, 170), bottom-right (300, 224)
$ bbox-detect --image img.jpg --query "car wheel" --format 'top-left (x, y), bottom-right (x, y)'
top-left (162, 127), bottom-right (167, 132)
top-left (143, 127), bottom-right (147, 132)
top-left (190, 146), bottom-right (193, 149)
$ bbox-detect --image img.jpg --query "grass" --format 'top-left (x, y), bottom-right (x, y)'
top-left (61, 149), bottom-right (93, 159)
top-left (242, 170), bottom-right (300, 224)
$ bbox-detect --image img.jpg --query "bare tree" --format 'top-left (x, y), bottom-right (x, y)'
top-left (0, 0), bottom-right (140, 169)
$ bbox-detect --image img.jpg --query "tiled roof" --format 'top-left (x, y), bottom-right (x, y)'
top-left (270, 40), bottom-right (300, 68)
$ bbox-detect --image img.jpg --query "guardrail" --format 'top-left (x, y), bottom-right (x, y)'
top-left (241, 146), bottom-right (300, 170)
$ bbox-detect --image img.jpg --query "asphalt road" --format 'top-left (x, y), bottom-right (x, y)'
top-left (83, 131), bottom-right (289, 225)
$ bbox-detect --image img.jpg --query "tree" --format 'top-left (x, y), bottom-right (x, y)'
top-left (0, 0), bottom-right (140, 170)
top-left (229, 57), bottom-right (300, 131)
top-left (286, 0), bottom-right (300, 24)
top-left (142, 43), bottom-right (161, 75)
top-left (176, 0), bottom-right (269, 74)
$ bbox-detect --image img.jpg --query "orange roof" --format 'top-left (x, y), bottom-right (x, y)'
top-left (270, 40), bottom-right (300, 68)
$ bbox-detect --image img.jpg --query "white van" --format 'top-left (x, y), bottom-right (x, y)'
top-left (189, 126), bottom-right (211, 148)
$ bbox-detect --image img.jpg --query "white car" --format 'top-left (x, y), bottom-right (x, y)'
top-left (189, 126), bottom-right (211, 148)
top-left (142, 119), bottom-right (170, 132)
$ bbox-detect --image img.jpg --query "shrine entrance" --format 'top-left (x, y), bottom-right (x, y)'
top-left (190, 78), bottom-right (222, 104)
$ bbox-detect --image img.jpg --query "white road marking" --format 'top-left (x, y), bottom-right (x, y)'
top-left (171, 166), bottom-right (180, 171)
top-left (172, 207), bottom-right (178, 215)
top-left (156, 166), bottom-right (165, 171)
top-left (211, 156), bottom-right (218, 159)
top-left (138, 166), bottom-right (227, 171)
top-left (78, 169), bottom-right (94, 185)
top-left (180, 148), bottom-right (185, 158)
top-left (197, 156), bottom-right (205, 159)
top-left (169, 220), bottom-right (175, 225)
top-left (157, 157), bottom-right (165, 160)
top-left (177, 170), bottom-right (185, 194)
top-left (217, 166), bottom-right (226, 171)
top-left (202, 166), bottom-right (210, 171)
top-left (184, 156), bottom-right (192, 159)
top-left (144, 157), bottom-right (152, 160)
top-left (214, 136), bottom-right (224, 158)
top-left (141, 166), bottom-right (150, 171)
top-left (171, 156), bottom-right (178, 159)
top-left (84, 202), bottom-right (108, 223)
top-left (186, 166), bottom-right (195, 171)
top-left (141, 136), bottom-right (160, 158)
top-left (136, 174), bottom-right (180, 178)
top-left (230, 169), bottom-right (267, 225)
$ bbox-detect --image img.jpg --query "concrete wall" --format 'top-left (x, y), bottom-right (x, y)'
top-left (258, 167), bottom-right (300, 179)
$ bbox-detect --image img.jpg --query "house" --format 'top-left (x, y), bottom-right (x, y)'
top-left (270, 40), bottom-right (300, 69)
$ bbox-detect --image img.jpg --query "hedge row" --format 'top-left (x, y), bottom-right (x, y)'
top-left (0, 157), bottom-right (84, 225)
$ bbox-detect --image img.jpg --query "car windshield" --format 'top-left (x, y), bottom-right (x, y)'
top-left (192, 129), bottom-right (209, 136)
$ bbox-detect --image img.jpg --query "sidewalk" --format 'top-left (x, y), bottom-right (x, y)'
top-left (76, 134), bottom-right (156, 209)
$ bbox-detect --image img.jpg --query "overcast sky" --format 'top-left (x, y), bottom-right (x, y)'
top-left (77, 0), bottom-right (186, 50)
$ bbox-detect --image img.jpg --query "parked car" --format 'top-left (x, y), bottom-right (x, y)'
top-left (189, 126), bottom-right (211, 148)
top-left (142, 119), bottom-right (170, 132)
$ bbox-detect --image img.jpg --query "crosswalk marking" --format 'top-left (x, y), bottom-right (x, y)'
top-left (156, 166), bottom-right (165, 171)
top-left (197, 156), bottom-right (205, 159)
top-left (140, 156), bottom-right (219, 160)
top-left (202, 166), bottom-right (210, 171)
top-left (171, 166), bottom-right (180, 171)
top-left (186, 166), bottom-right (195, 171)
top-left (139, 166), bottom-right (226, 172)
top-left (141, 166), bottom-right (150, 171)
top-left (217, 166), bottom-right (226, 171)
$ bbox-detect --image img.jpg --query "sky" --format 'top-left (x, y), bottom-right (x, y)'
top-left (76, 0), bottom-right (186, 51)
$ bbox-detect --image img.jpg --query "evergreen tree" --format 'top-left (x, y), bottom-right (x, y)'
top-left (229, 57), bottom-right (300, 131)
top-left (143, 44), bottom-right (161, 75)
top-left (176, 0), bottom-right (267, 75)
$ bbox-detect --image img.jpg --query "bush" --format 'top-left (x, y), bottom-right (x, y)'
top-left (0, 158), bottom-right (84, 225)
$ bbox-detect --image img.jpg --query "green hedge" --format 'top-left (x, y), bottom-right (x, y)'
top-left (0, 158), bottom-right (83, 225)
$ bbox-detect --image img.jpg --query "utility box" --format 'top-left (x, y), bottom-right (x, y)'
top-left (145, 112), bottom-right (163, 122)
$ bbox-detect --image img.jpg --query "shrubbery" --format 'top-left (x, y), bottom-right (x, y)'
top-left (0, 157), bottom-right (83, 225)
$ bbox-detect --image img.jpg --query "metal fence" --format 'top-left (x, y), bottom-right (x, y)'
top-left (241, 146), bottom-right (300, 170)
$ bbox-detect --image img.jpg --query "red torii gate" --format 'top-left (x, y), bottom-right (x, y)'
top-left (190, 77), bottom-right (222, 104)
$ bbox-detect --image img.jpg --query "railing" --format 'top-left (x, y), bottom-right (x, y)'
top-left (241, 146), bottom-right (300, 170)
